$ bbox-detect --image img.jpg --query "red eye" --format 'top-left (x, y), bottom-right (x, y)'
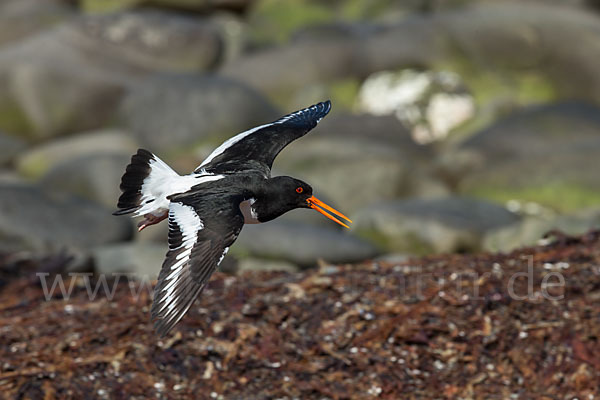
top-left (296, 187), bottom-right (303, 193)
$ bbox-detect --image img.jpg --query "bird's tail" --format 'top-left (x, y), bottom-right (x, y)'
top-left (113, 149), bottom-right (179, 216)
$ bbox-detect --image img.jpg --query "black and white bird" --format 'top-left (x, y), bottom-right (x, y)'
top-left (113, 100), bottom-right (351, 336)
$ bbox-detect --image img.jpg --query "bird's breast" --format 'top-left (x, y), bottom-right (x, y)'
top-left (239, 198), bottom-right (260, 224)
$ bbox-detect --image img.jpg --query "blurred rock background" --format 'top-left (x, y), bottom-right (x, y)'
top-left (1, 0), bottom-right (600, 277)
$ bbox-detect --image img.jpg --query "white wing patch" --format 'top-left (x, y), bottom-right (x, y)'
top-left (157, 203), bottom-right (203, 314)
top-left (218, 247), bottom-right (229, 265)
top-left (198, 123), bottom-right (274, 168)
top-left (150, 195), bottom-right (244, 336)
top-left (134, 154), bottom-right (224, 217)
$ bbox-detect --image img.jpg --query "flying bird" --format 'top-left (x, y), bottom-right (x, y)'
top-left (113, 100), bottom-right (351, 336)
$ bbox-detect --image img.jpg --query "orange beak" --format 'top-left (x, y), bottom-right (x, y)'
top-left (307, 196), bottom-right (352, 229)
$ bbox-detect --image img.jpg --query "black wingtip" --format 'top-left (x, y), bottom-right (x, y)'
top-left (276, 100), bottom-right (332, 127)
top-left (151, 312), bottom-right (182, 338)
top-left (153, 320), bottom-right (170, 338)
top-left (314, 100), bottom-right (332, 122)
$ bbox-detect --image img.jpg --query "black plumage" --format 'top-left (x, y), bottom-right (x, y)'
top-left (114, 100), bottom-right (352, 336)
top-left (196, 100), bottom-right (332, 176)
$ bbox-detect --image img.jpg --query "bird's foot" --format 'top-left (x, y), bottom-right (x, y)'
top-left (138, 211), bottom-right (168, 232)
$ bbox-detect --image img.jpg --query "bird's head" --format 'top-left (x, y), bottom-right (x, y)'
top-left (258, 176), bottom-right (352, 228)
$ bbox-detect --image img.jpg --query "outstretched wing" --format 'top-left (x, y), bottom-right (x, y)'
top-left (150, 193), bottom-right (244, 337)
top-left (196, 100), bottom-right (331, 176)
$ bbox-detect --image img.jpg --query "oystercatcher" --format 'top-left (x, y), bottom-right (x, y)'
top-left (114, 100), bottom-right (351, 336)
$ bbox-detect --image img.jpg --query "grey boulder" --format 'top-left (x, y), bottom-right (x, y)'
top-left (0, 10), bottom-right (222, 140)
top-left (224, 2), bottom-right (600, 106)
top-left (236, 257), bottom-right (299, 273)
top-left (234, 220), bottom-right (379, 267)
top-left (0, 131), bottom-right (26, 166)
top-left (81, 0), bottom-right (252, 14)
top-left (40, 153), bottom-right (132, 209)
top-left (0, 0), bottom-right (73, 46)
top-left (352, 196), bottom-right (520, 255)
top-left (16, 129), bottom-right (138, 179)
top-left (483, 209), bottom-right (600, 253)
top-left (72, 10), bottom-right (222, 73)
top-left (457, 102), bottom-right (600, 211)
top-left (0, 27), bottom-right (129, 140)
top-left (119, 74), bottom-right (278, 152)
top-left (0, 183), bottom-right (133, 253)
top-left (92, 242), bottom-right (167, 280)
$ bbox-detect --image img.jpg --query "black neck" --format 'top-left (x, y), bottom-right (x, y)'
top-left (248, 177), bottom-right (305, 223)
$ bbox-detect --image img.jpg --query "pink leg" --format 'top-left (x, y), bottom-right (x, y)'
top-left (137, 211), bottom-right (168, 232)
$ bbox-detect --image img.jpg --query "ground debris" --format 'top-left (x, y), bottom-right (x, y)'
top-left (1, 232), bottom-right (600, 399)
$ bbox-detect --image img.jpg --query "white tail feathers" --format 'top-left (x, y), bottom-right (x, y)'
top-left (114, 149), bottom-right (224, 218)
top-left (114, 149), bottom-right (178, 216)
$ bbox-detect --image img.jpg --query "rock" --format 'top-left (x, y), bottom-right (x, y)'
top-left (0, 29), bottom-right (129, 139)
top-left (0, 183), bottom-right (133, 253)
top-left (246, 0), bottom-right (405, 46)
top-left (225, 3), bottom-right (600, 107)
top-left (81, 0), bottom-right (252, 14)
top-left (247, 0), bottom-right (336, 45)
top-left (221, 31), bottom-right (386, 95)
top-left (221, 10), bottom-right (441, 94)
top-left (210, 12), bottom-right (248, 64)
top-left (483, 209), bottom-right (600, 253)
top-left (92, 242), bottom-right (167, 280)
top-left (461, 102), bottom-right (600, 161)
top-left (0, 132), bottom-right (26, 166)
top-left (236, 258), bottom-right (299, 273)
top-left (356, 69), bottom-right (475, 144)
top-left (274, 113), bottom-right (444, 212)
top-left (312, 111), bottom-right (429, 150)
top-left (352, 196), bottom-right (520, 255)
top-left (40, 153), bottom-right (132, 209)
top-left (73, 10), bottom-right (222, 73)
top-left (290, 22), bottom-right (386, 44)
top-left (0, 0), bottom-right (73, 46)
top-left (16, 129), bottom-right (138, 179)
top-left (0, 170), bottom-right (24, 184)
top-left (119, 74), bottom-right (278, 152)
top-left (458, 102), bottom-right (600, 212)
top-left (234, 220), bottom-right (379, 267)
top-left (0, 10), bottom-right (222, 139)
top-left (150, 0), bottom-right (253, 13)
top-left (436, 3), bottom-right (600, 104)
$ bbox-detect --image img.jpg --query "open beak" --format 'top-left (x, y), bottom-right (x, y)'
top-left (307, 196), bottom-right (352, 229)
